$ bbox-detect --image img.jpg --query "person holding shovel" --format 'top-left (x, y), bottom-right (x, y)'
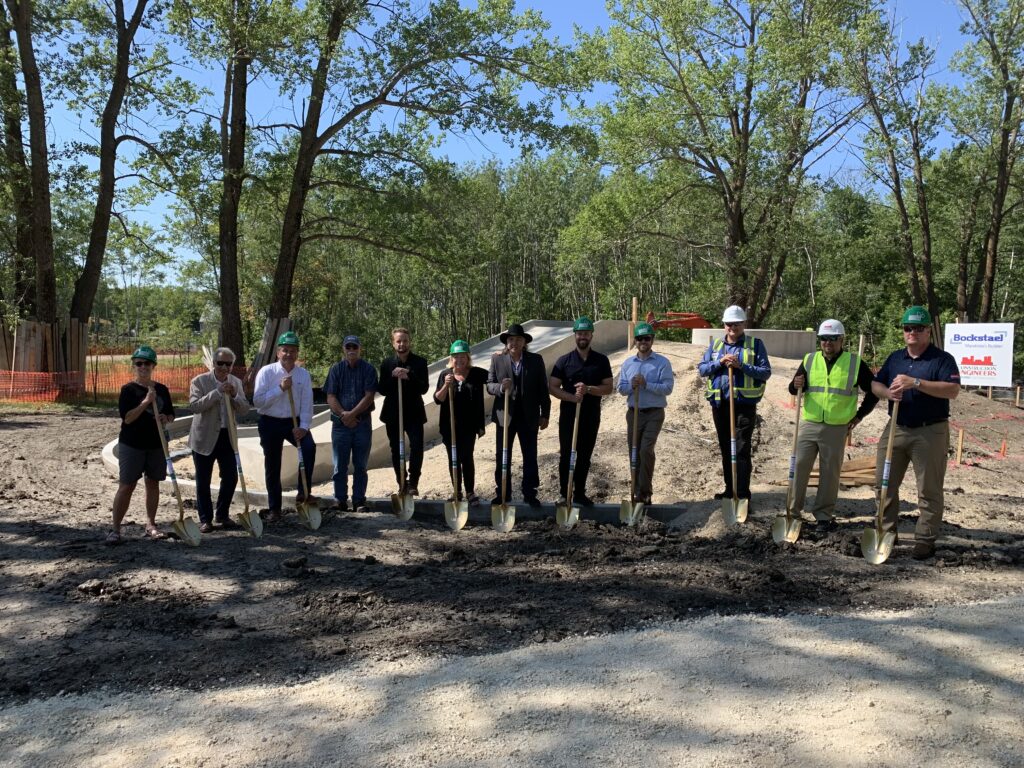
top-left (487, 323), bottom-right (550, 507)
top-left (324, 335), bottom-right (378, 513)
top-left (870, 306), bottom-right (960, 560)
top-left (617, 322), bottom-right (674, 505)
top-left (434, 340), bottom-right (487, 505)
top-left (187, 347), bottom-right (250, 533)
top-left (109, 345), bottom-right (175, 543)
top-left (549, 317), bottom-right (614, 506)
top-left (787, 319), bottom-right (879, 532)
top-left (379, 328), bottom-right (429, 497)
top-left (253, 331), bottom-right (316, 523)
top-left (697, 305), bottom-right (772, 507)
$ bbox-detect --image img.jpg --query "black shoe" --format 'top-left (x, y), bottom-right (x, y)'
top-left (216, 517), bottom-right (242, 530)
top-left (912, 541), bottom-right (935, 560)
top-left (524, 496), bottom-right (543, 508)
top-left (490, 496), bottom-right (502, 506)
top-left (813, 519), bottom-right (837, 533)
top-left (713, 491), bottom-right (733, 500)
top-left (576, 494), bottom-right (595, 507)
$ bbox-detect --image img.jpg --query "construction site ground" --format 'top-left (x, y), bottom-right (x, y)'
top-left (1, 342), bottom-right (1022, 766)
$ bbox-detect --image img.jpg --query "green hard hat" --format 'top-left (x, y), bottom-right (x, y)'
top-left (449, 339), bottom-right (470, 355)
top-left (130, 345), bottom-right (157, 364)
top-left (900, 305), bottom-right (931, 325)
top-left (634, 322), bottom-right (654, 338)
top-left (277, 330), bottom-right (300, 347)
top-left (573, 316), bottom-right (595, 332)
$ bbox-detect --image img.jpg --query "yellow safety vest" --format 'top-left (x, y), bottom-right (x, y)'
top-left (705, 336), bottom-right (766, 404)
top-left (801, 351), bottom-right (859, 425)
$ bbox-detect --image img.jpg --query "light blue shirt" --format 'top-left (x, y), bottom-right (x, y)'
top-left (253, 362), bottom-right (313, 429)
top-left (618, 351), bottom-right (674, 408)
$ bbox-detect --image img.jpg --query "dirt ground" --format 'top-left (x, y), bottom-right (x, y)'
top-left (1, 341), bottom-right (1022, 765)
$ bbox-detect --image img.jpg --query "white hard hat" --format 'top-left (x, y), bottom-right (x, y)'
top-left (817, 319), bottom-right (845, 336)
top-left (722, 305), bottom-right (747, 323)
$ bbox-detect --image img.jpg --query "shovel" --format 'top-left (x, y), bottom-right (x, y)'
top-left (444, 379), bottom-right (469, 531)
top-left (287, 387), bottom-right (321, 531)
top-left (225, 397), bottom-right (262, 539)
top-left (555, 400), bottom-right (582, 530)
top-left (491, 389), bottom-right (515, 533)
top-left (861, 400), bottom-right (900, 565)
top-left (390, 377), bottom-right (415, 521)
top-left (619, 395), bottom-right (645, 526)
top-left (721, 367), bottom-right (749, 526)
top-left (153, 399), bottom-right (201, 546)
top-left (772, 388), bottom-right (804, 543)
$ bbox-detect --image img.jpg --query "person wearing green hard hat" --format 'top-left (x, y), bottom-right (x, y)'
top-left (108, 345), bottom-right (175, 543)
top-left (252, 329), bottom-right (316, 523)
top-left (870, 305), bottom-right (960, 560)
top-left (549, 316), bottom-right (614, 506)
top-left (617, 322), bottom-right (674, 504)
top-left (379, 328), bottom-right (429, 497)
top-left (434, 339), bottom-right (488, 505)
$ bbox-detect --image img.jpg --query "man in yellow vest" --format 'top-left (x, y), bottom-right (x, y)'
top-left (788, 319), bottom-right (879, 530)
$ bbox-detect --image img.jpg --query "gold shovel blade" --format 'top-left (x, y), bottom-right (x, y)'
top-left (555, 503), bottom-right (579, 530)
top-left (619, 500), bottom-right (645, 527)
top-left (236, 509), bottom-right (263, 539)
top-left (721, 497), bottom-right (748, 526)
top-left (297, 503), bottom-right (322, 531)
top-left (491, 503), bottom-right (515, 533)
top-left (173, 516), bottom-right (202, 547)
top-left (444, 500), bottom-right (469, 531)
top-left (771, 514), bottom-right (802, 544)
top-left (860, 526), bottom-right (897, 565)
top-left (391, 493), bottom-right (415, 522)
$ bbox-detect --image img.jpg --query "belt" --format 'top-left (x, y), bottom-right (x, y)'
top-left (638, 407), bottom-right (664, 414)
top-left (901, 418), bottom-right (948, 429)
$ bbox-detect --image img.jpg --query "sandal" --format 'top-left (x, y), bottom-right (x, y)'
top-left (105, 530), bottom-right (122, 545)
top-left (145, 527), bottom-right (168, 540)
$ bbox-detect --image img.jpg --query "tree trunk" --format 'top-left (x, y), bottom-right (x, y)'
top-left (69, 0), bottom-right (149, 325)
top-left (955, 181), bottom-right (982, 321)
top-left (6, 0), bottom-right (56, 324)
top-left (218, 16), bottom-right (249, 365)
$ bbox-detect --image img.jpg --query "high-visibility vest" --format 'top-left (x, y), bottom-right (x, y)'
top-left (705, 336), bottom-right (766, 404)
top-left (801, 351), bottom-right (859, 424)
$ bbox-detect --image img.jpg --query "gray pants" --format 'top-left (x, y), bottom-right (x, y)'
top-left (874, 421), bottom-right (950, 543)
top-left (626, 407), bottom-right (665, 501)
top-left (791, 421), bottom-right (848, 520)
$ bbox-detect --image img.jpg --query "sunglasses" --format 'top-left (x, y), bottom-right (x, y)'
top-left (725, 322), bottom-right (743, 328)
top-left (635, 335), bottom-right (653, 342)
top-left (818, 335), bottom-right (841, 342)
top-left (903, 325), bottom-right (928, 333)
top-left (133, 360), bottom-right (154, 367)
top-left (344, 344), bottom-right (359, 350)
top-left (214, 360), bottom-right (233, 367)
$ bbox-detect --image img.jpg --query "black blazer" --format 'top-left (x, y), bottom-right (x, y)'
top-left (487, 350), bottom-right (551, 428)
top-left (379, 352), bottom-right (429, 425)
top-left (434, 367), bottom-right (487, 441)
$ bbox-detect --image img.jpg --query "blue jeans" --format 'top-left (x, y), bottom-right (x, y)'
top-left (332, 420), bottom-right (372, 503)
top-left (258, 415), bottom-right (316, 512)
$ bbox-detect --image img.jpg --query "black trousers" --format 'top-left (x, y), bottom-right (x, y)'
top-left (443, 430), bottom-right (477, 499)
top-left (257, 415), bottom-right (316, 513)
top-left (385, 419), bottom-right (424, 488)
top-left (712, 402), bottom-right (756, 498)
top-left (493, 418), bottom-right (540, 499)
top-left (558, 410), bottom-right (600, 498)
top-left (193, 428), bottom-right (237, 524)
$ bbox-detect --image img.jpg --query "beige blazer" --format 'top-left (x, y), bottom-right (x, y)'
top-left (188, 371), bottom-right (250, 456)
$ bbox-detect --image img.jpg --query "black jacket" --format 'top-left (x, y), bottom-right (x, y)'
top-left (434, 367), bottom-right (487, 441)
top-left (486, 350), bottom-right (551, 428)
top-left (379, 352), bottom-right (429, 425)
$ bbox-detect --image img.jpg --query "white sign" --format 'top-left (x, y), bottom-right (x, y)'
top-left (943, 323), bottom-right (1015, 387)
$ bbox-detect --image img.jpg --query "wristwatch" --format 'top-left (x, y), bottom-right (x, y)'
top-left (913, 377), bottom-right (921, 389)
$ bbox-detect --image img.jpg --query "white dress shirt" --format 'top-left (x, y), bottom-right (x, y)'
top-left (253, 362), bottom-right (313, 429)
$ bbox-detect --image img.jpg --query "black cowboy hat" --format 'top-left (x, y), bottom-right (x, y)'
top-left (499, 323), bottom-right (533, 344)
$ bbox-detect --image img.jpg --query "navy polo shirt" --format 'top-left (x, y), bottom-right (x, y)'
top-left (874, 344), bottom-right (960, 427)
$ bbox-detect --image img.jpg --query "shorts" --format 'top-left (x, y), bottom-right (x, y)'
top-left (118, 443), bottom-right (167, 484)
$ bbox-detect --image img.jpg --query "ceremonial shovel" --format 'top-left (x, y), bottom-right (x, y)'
top-left (721, 368), bottom-right (749, 525)
top-left (444, 380), bottom-right (469, 531)
top-left (771, 388), bottom-right (804, 543)
top-left (491, 389), bottom-right (515, 532)
top-left (619, 396), bottom-right (645, 527)
top-left (287, 387), bottom-right (321, 530)
top-left (389, 377), bottom-right (415, 521)
top-left (861, 400), bottom-right (900, 565)
top-left (225, 398), bottom-right (262, 538)
top-left (555, 400), bottom-right (582, 530)
top-left (153, 399), bottom-right (201, 546)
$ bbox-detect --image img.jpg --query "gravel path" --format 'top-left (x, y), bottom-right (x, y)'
top-left (3, 595), bottom-right (1022, 768)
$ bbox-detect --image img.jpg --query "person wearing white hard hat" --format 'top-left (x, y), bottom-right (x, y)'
top-left (788, 319), bottom-right (879, 531)
top-left (697, 305), bottom-right (772, 504)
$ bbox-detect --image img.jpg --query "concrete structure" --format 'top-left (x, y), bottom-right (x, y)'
top-left (691, 328), bottom-right (817, 361)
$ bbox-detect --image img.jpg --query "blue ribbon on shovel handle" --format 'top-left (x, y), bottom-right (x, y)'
top-left (788, 455), bottom-right (796, 482)
top-left (399, 439), bottom-right (406, 463)
top-left (730, 438), bottom-right (737, 462)
top-left (502, 449), bottom-right (509, 472)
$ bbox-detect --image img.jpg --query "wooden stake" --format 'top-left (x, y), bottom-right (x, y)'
top-left (955, 428), bottom-right (965, 465)
top-left (1016, 385), bottom-right (1020, 407)
top-left (988, 386), bottom-right (993, 399)
top-left (630, 296), bottom-right (638, 348)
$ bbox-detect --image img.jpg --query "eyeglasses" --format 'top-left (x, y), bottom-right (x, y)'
top-left (133, 360), bottom-right (153, 367)
top-left (344, 344), bottom-right (359, 350)
top-left (635, 335), bottom-right (653, 342)
top-left (214, 361), bottom-right (233, 367)
top-left (818, 335), bottom-right (841, 342)
top-left (725, 322), bottom-right (743, 328)
top-left (903, 325), bottom-right (928, 333)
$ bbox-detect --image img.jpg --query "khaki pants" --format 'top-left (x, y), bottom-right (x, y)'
top-left (791, 421), bottom-right (848, 521)
top-left (626, 407), bottom-right (665, 501)
top-left (874, 421), bottom-right (949, 543)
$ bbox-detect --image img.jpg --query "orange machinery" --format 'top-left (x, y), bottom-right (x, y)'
top-left (643, 311), bottom-right (712, 330)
